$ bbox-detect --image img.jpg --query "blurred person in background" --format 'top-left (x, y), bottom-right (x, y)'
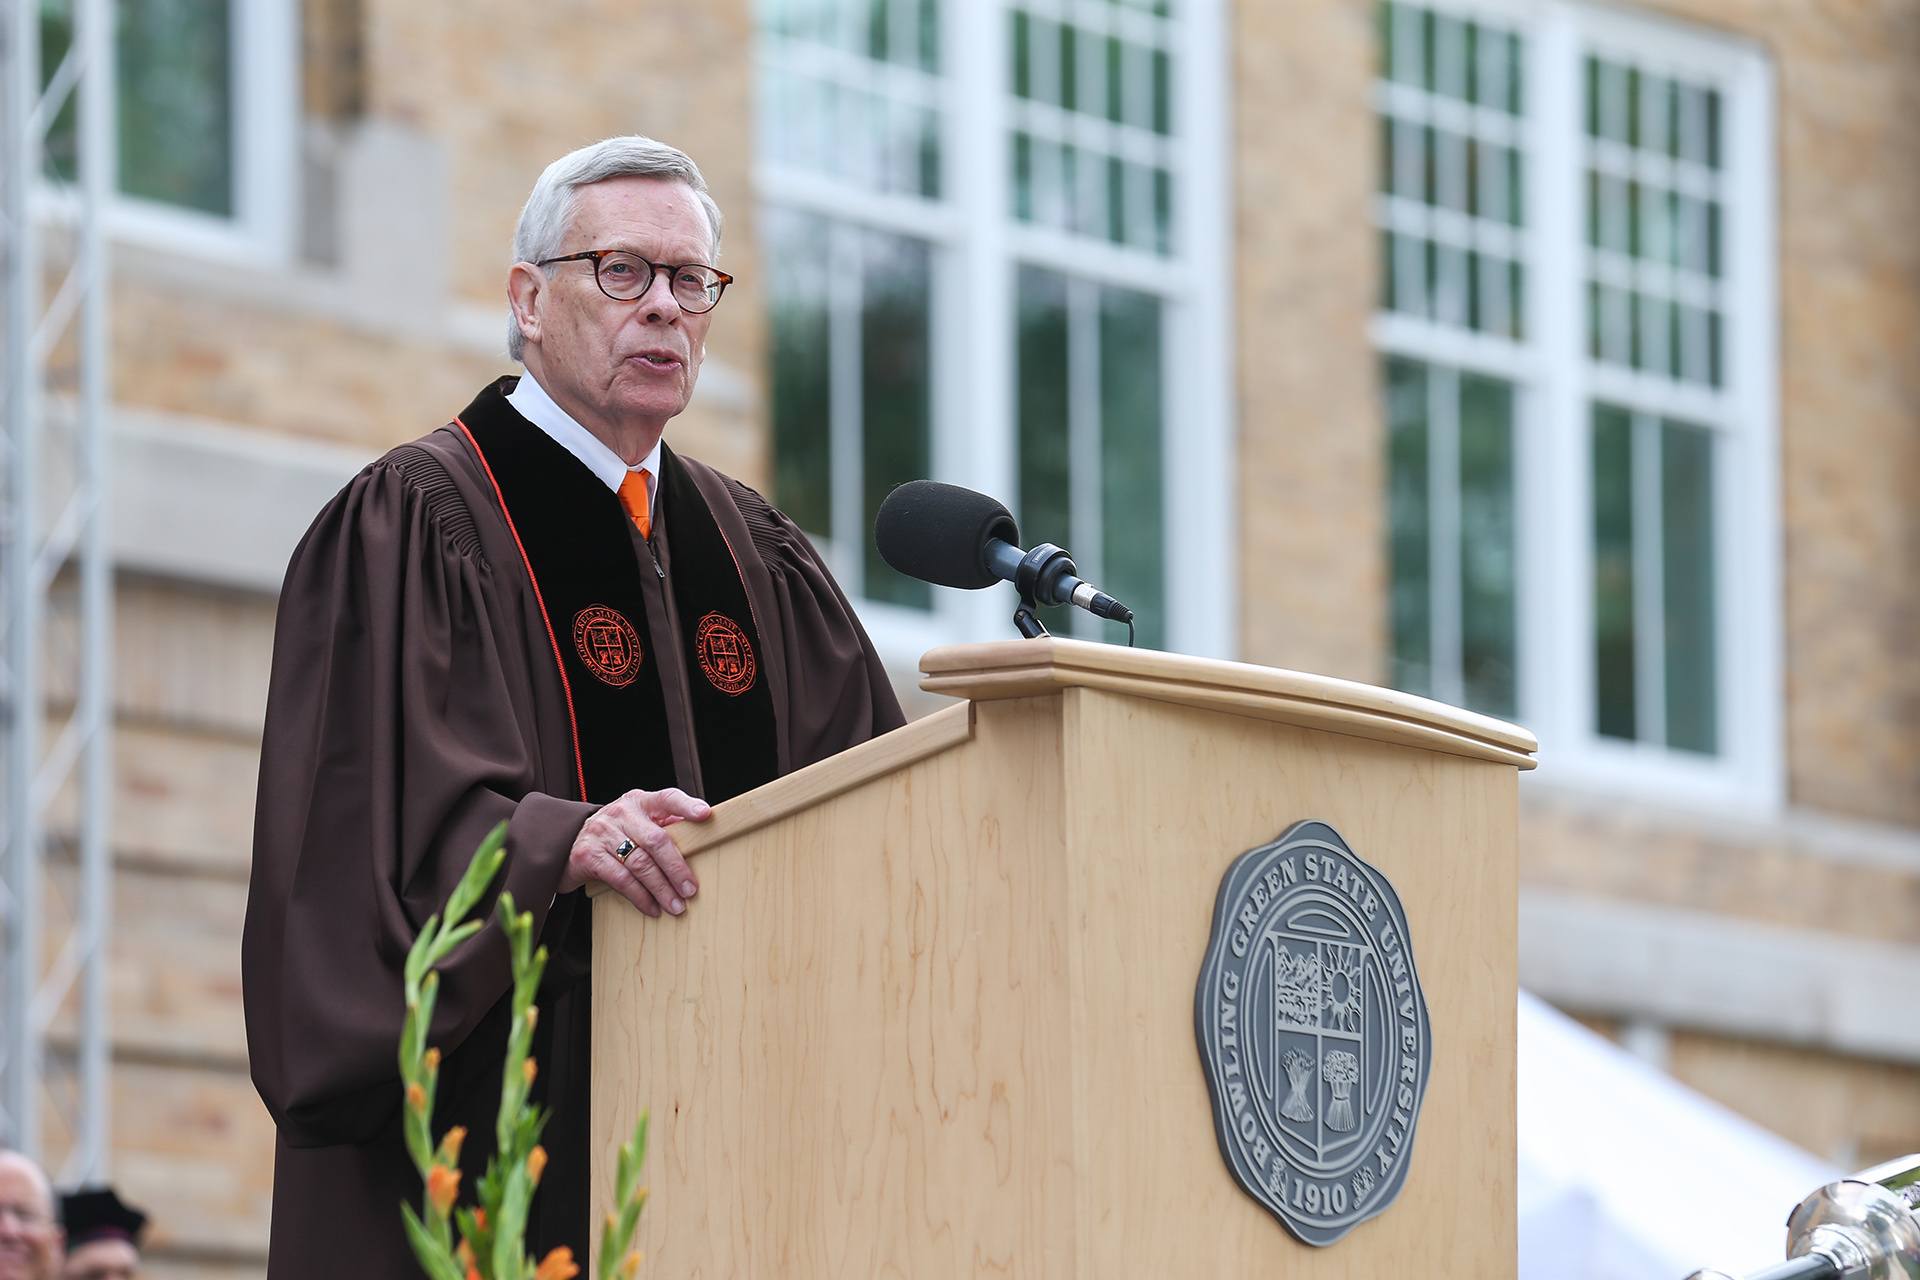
top-left (243, 134), bottom-right (902, 1277)
top-left (0, 1151), bottom-right (60, 1280)
top-left (56, 1188), bottom-right (145, 1280)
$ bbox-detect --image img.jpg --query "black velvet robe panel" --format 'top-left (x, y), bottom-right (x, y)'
top-left (243, 384), bottom-right (904, 1278)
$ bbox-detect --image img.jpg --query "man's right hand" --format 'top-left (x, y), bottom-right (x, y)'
top-left (559, 787), bottom-right (711, 917)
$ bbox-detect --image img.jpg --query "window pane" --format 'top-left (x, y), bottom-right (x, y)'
top-left (762, 0), bottom-right (941, 198)
top-left (1099, 285), bottom-right (1165, 650)
top-left (860, 233), bottom-right (934, 609)
top-left (1386, 356), bottom-right (1433, 698)
top-left (1373, 5), bottom-right (1527, 340)
top-left (767, 214), bottom-right (933, 611)
top-left (1583, 53), bottom-right (1727, 390)
top-left (39, 0), bottom-right (79, 181)
top-left (41, 0), bottom-right (236, 216)
top-left (1016, 269), bottom-right (1073, 573)
top-left (1017, 269), bottom-right (1165, 645)
top-left (768, 208), bottom-right (834, 538)
top-left (1662, 421), bottom-right (1717, 753)
top-left (1008, 2), bottom-right (1177, 258)
top-left (1459, 373), bottom-right (1516, 718)
top-left (119, 0), bottom-right (235, 215)
top-left (1592, 405), bottom-right (1636, 740)
top-left (1385, 358), bottom-right (1515, 716)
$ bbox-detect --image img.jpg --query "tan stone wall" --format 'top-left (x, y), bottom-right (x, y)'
top-left (111, 0), bottom-right (769, 480)
top-left (36, 578), bottom-right (274, 1269)
top-left (1230, 0), bottom-right (1388, 683)
top-left (1670, 1029), bottom-right (1920, 1168)
top-left (1519, 789), bottom-right (1920, 947)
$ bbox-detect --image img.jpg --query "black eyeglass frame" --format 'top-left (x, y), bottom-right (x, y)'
top-left (536, 248), bottom-right (735, 313)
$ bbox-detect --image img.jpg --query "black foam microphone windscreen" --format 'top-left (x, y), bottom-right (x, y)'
top-left (874, 480), bottom-right (1021, 590)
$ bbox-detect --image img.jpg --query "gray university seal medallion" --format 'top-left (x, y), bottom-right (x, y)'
top-left (1193, 820), bottom-right (1432, 1247)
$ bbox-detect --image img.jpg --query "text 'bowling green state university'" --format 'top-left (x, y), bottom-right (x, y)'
top-left (1193, 820), bottom-right (1433, 1247)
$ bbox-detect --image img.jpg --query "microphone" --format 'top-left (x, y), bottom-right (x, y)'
top-left (874, 481), bottom-right (1136, 628)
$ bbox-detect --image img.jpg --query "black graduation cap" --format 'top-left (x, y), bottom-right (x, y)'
top-left (59, 1185), bottom-right (149, 1250)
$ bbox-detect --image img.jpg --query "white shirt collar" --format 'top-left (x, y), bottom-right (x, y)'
top-left (507, 371), bottom-right (661, 507)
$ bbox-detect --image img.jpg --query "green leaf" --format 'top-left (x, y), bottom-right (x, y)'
top-left (401, 1202), bottom-right (467, 1280)
top-left (433, 918), bottom-right (485, 961)
top-left (403, 1096), bottom-right (433, 1175)
top-left (404, 912), bottom-right (443, 990)
top-left (445, 823), bottom-right (510, 924)
top-left (598, 1111), bottom-right (651, 1280)
top-left (490, 1161), bottom-right (536, 1280)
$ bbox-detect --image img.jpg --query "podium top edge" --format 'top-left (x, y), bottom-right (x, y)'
top-left (917, 638), bottom-right (1538, 768)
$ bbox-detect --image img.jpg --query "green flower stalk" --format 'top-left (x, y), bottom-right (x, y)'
top-left (396, 823), bottom-right (650, 1280)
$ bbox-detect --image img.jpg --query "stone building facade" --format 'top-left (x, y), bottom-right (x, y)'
top-left (29, 0), bottom-right (1918, 1271)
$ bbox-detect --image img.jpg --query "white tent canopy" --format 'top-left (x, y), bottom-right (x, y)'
top-left (1518, 991), bottom-right (1841, 1280)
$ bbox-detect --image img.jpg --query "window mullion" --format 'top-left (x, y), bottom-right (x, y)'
top-left (1067, 277), bottom-right (1102, 638)
top-left (1527, 4), bottom-right (1591, 750)
top-left (947, 0), bottom-right (1016, 641)
top-left (1429, 367), bottom-right (1465, 708)
top-left (1630, 412), bottom-right (1667, 747)
top-left (828, 223), bottom-right (865, 593)
top-left (1164, 0), bottom-right (1234, 657)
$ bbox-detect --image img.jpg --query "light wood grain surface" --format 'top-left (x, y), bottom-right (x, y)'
top-left (920, 636), bottom-right (1537, 769)
top-left (592, 648), bottom-right (1520, 1277)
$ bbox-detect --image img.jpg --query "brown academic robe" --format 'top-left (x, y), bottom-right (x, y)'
top-left (243, 387), bottom-right (904, 1278)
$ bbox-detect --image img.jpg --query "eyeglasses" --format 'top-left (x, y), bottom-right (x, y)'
top-left (537, 249), bottom-right (733, 314)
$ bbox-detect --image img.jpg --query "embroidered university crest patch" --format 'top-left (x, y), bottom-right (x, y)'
top-left (695, 612), bottom-right (756, 695)
top-left (1194, 820), bottom-right (1432, 1247)
top-left (571, 605), bottom-right (643, 688)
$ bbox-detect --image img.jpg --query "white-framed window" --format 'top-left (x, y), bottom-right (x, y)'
top-left (38, 0), bottom-right (298, 261)
top-left (1374, 0), bottom-right (1780, 807)
top-left (756, 0), bottom-right (1233, 659)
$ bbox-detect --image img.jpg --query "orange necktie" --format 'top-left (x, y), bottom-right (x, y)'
top-left (618, 469), bottom-right (653, 540)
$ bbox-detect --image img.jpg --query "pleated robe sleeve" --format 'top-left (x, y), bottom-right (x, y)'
top-left (243, 453), bottom-right (596, 1149)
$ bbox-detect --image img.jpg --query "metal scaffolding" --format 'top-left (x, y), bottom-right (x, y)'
top-left (0, 0), bottom-right (115, 1178)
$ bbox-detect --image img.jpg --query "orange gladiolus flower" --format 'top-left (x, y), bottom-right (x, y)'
top-left (619, 1250), bottom-right (643, 1278)
top-left (533, 1246), bottom-right (580, 1280)
top-left (426, 1164), bottom-right (461, 1215)
top-left (406, 1082), bottom-right (427, 1113)
top-left (523, 1057), bottom-right (538, 1086)
top-left (527, 1145), bottom-right (549, 1185)
top-left (441, 1125), bottom-right (467, 1164)
top-left (425, 1047), bottom-right (441, 1071)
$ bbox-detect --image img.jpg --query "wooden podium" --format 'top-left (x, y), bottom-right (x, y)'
top-left (591, 639), bottom-right (1535, 1276)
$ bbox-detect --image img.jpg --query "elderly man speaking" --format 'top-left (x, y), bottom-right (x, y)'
top-left (243, 136), bottom-right (903, 1276)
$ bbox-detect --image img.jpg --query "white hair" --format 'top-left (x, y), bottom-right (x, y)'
top-left (506, 135), bottom-right (725, 361)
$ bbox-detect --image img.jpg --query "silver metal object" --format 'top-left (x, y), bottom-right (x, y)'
top-left (1687, 1155), bottom-right (1920, 1280)
top-left (1, 0), bottom-right (115, 1181)
top-left (1783, 1176), bottom-right (1920, 1279)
